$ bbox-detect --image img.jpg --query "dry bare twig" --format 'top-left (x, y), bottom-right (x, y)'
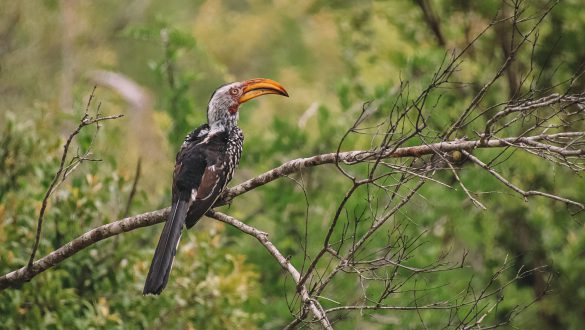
top-left (28, 88), bottom-right (124, 267)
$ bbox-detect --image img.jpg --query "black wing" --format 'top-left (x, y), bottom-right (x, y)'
top-left (171, 126), bottom-right (228, 205)
top-left (171, 124), bottom-right (210, 202)
top-left (183, 132), bottom-right (231, 228)
top-left (184, 161), bottom-right (230, 228)
top-left (144, 124), bottom-right (228, 294)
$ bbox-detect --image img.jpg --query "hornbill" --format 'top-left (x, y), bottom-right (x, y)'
top-left (143, 78), bottom-right (288, 295)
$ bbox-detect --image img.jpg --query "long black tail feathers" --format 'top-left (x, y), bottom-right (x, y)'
top-left (143, 200), bottom-right (189, 295)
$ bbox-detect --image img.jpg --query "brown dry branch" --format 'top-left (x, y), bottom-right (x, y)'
top-left (3, 208), bottom-right (167, 290)
top-left (2, 130), bottom-right (582, 291)
top-left (220, 130), bottom-right (585, 207)
top-left (483, 93), bottom-right (585, 142)
top-left (463, 150), bottom-right (582, 209)
top-left (207, 211), bottom-right (333, 330)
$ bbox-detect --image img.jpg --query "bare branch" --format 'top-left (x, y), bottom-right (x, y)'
top-left (2, 128), bottom-right (581, 291)
top-left (414, 0), bottom-right (446, 47)
top-left (2, 208), bottom-right (168, 290)
top-left (483, 93), bottom-right (585, 141)
top-left (123, 158), bottom-right (142, 218)
top-left (447, 160), bottom-right (487, 210)
top-left (219, 131), bottom-right (585, 205)
top-left (207, 211), bottom-right (333, 330)
top-left (444, 1), bottom-right (559, 139)
top-left (28, 87), bottom-right (124, 267)
top-left (462, 150), bottom-right (584, 211)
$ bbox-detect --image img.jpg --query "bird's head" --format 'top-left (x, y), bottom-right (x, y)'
top-left (207, 78), bottom-right (289, 130)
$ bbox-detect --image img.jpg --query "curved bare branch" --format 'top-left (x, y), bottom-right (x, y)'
top-left (207, 211), bottom-right (333, 330)
top-left (1, 132), bottom-right (582, 290)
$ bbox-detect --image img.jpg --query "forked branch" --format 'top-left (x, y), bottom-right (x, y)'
top-left (28, 87), bottom-right (123, 267)
top-left (2, 131), bottom-right (582, 290)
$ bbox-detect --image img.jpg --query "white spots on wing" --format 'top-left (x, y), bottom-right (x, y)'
top-left (203, 126), bottom-right (226, 144)
top-left (183, 126), bottom-right (244, 203)
top-left (202, 134), bottom-right (212, 144)
top-left (197, 128), bottom-right (209, 137)
top-left (209, 125), bottom-right (226, 135)
top-left (182, 126), bottom-right (210, 148)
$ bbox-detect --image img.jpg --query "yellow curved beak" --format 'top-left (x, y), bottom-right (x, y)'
top-left (239, 78), bottom-right (289, 104)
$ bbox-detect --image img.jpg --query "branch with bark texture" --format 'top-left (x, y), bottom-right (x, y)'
top-left (207, 211), bottom-right (333, 330)
top-left (219, 132), bottom-right (585, 206)
top-left (2, 132), bottom-right (582, 290)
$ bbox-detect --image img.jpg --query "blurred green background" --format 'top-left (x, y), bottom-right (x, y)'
top-left (1, 0), bottom-right (584, 329)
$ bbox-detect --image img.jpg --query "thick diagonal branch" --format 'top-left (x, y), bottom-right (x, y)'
top-left (207, 211), bottom-right (333, 329)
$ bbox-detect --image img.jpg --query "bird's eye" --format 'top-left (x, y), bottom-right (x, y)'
top-left (230, 88), bottom-right (238, 95)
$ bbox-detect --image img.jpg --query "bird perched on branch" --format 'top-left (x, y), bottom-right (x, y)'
top-left (143, 78), bottom-right (288, 295)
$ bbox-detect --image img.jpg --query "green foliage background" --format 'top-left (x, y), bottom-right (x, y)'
top-left (0, 0), bottom-right (584, 329)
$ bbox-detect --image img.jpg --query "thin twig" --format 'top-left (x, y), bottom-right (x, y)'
top-left (28, 87), bottom-right (123, 267)
top-left (123, 158), bottom-right (142, 218)
top-left (462, 150), bottom-right (584, 211)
